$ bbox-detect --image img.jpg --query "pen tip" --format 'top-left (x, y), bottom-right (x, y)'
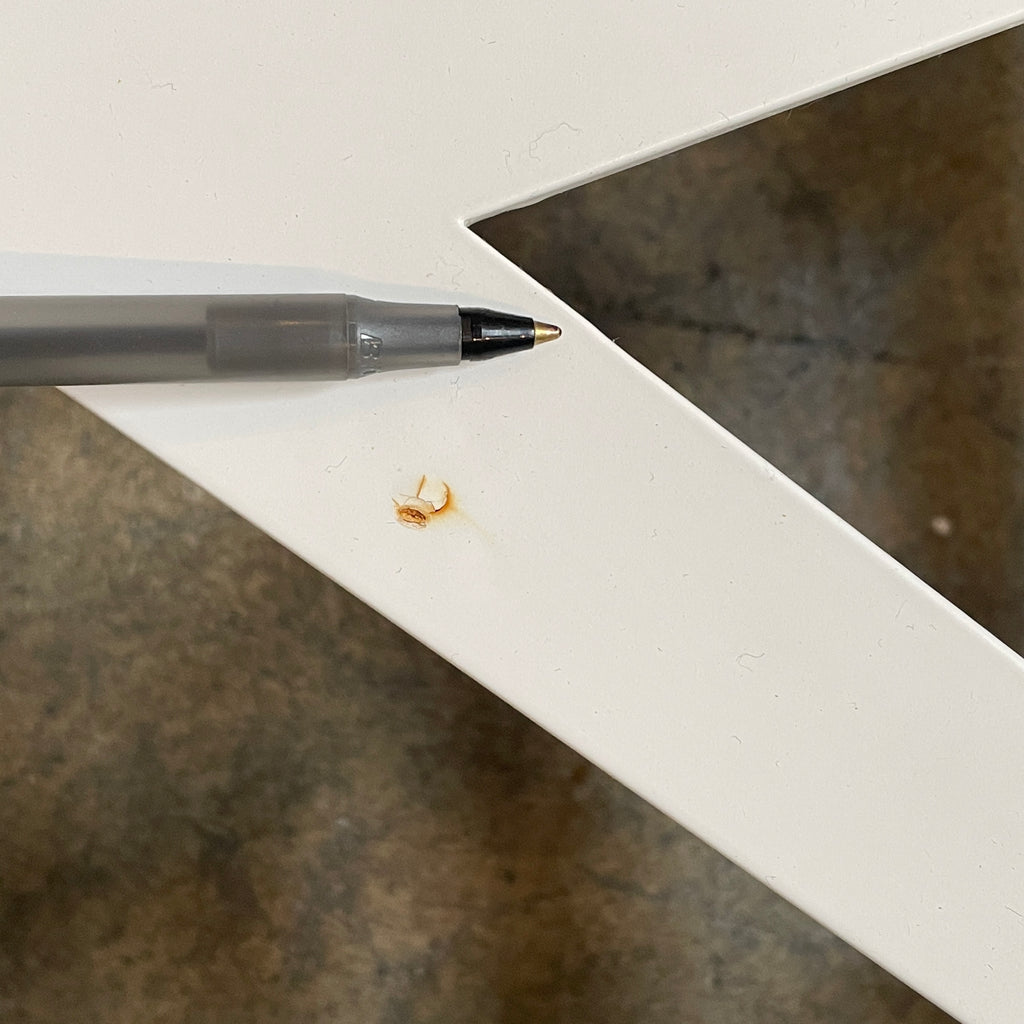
top-left (533, 321), bottom-right (562, 344)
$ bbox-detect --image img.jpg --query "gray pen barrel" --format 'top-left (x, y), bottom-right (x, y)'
top-left (0, 294), bottom-right (462, 385)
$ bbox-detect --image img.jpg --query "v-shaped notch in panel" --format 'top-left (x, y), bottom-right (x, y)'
top-left (478, 27), bottom-right (1024, 654)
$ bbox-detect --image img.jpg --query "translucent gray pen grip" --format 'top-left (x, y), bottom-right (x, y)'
top-left (0, 294), bottom-right (462, 385)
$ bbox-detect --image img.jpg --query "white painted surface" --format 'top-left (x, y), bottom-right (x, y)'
top-left (3, 3), bottom-right (1024, 1020)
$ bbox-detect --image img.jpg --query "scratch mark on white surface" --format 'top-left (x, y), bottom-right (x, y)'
top-left (1007, 905), bottom-right (1024, 922)
top-left (895, 600), bottom-right (907, 621)
top-left (325, 457), bottom-right (348, 474)
top-left (435, 254), bottom-right (465, 287)
top-left (737, 652), bottom-right (765, 671)
top-left (731, 734), bottom-right (742, 744)
top-left (503, 149), bottom-right (512, 174)
top-left (528, 122), bottom-right (583, 160)
top-left (131, 57), bottom-right (179, 94)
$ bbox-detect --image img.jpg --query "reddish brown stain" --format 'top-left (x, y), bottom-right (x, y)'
top-left (394, 476), bottom-right (453, 530)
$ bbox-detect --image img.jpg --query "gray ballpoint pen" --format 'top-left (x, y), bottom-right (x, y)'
top-left (0, 294), bottom-right (561, 386)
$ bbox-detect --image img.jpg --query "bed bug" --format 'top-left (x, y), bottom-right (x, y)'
top-left (394, 475), bottom-right (450, 529)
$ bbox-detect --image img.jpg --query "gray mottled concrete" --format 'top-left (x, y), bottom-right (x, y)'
top-left (5, 25), bottom-right (1024, 1024)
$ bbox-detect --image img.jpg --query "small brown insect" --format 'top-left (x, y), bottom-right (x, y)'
top-left (394, 475), bottom-right (450, 530)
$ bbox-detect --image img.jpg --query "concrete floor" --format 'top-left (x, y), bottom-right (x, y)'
top-left (3, 26), bottom-right (1023, 1024)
